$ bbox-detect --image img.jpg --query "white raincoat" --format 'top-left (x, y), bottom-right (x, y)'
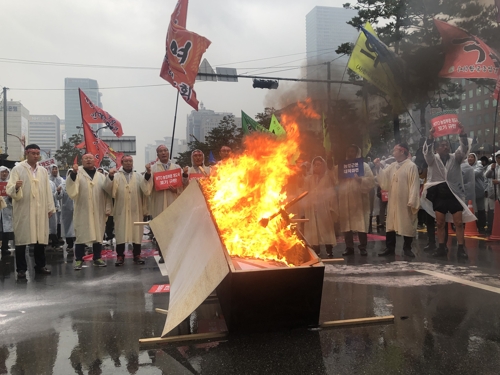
top-left (56, 180), bottom-right (75, 238)
top-left (336, 147), bottom-right (376, 233)
top-left (142, 160), bottom-right (186, 218)
top-left (66, 167), bottom-right (112, 244)
top-left (6, 161), bottom-right (55, 245)
top-left (0, 167), bottom-right (13, 233)
top-left (49, 180), bottom-right (59, 235)
top-left (104, 167), bottom-right (149, 244)
top-left (377, 159), bottom-right (420, 237)
top-left (422, 136), bottom-right (476, 223)
top-left (302, 157), bottom-right (338, 246)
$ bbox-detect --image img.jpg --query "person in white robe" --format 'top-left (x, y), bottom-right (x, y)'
top-left (7, 144), bottom-right (55, 278)
top-left (421, 124), bottom-right (473, 258)
top-left (66, 154), bottom-right (112, 270)
top-left (182, 149), bottom-right (211, 184)
top-left (49, 164), bottom-right (64, 243)
top-left (374, 143), bottom-right (420, 257)
top-left (106, 155), bottom-right (149, 266)
top-left (47, 180), bottom-right (61, 249)
top-left (143, 145), bottom-right (187, 263)
top-left (468, 153), bottom-right (487, 233)
top-left (337, 145), bottom-right (375, 256)
top-left (0, 167), bottom-right (13, 259)
top-left (56, 180), bottom-right (75, 252)
top-left (302, 156), bottom-right (338, 258)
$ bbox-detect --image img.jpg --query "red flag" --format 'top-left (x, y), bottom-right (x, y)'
top-left (107, 147), bottom-right (124, 169)
top-left (82, 120), bottom-right (107, 165)
top-left (73, 154), bottom-right (78, 166)
top-left (79, 89), bottom-right (124, 137)
top-left (160, 0), bottom-right (211, 110)
top-left (434, 19), bottom-right (500, 80)
top-left (75, 141), bottom-right (85, 149)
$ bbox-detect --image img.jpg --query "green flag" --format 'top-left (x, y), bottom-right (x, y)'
top-left (241, 111), bottom-right (269, 134)
top-left (322, 113), bottom-right (331, 152)
top-left (269, 114), bottom-right (286, 136)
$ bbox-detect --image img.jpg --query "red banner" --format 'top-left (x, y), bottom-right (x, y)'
top-left (434, 19), bottom-right (499, 80)
top-left (148, 284), bottom-right (171, 294)
top-left (81, 120), bottom-right (107, 165)
top-left (159, 0), bottom-right (211, 110)
top-left (0, 182), bottom-right (7, 197)
top-left (381, 190), bottom-right (388, 202)
top-left (79, 89), bottom-right (123, 137)
top-left (38, 158), bottom-right (57, 171)
top-left (431, 112), bottom-right (461, 137)
top-left (154, 168), bottom-right (183, 191)
top-left (188, 172), bottom-right (204, 181)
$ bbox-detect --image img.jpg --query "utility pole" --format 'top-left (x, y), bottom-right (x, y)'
top-left (2, 87), bottom-right (7, 157)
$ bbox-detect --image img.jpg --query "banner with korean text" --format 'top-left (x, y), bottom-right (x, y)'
top-left (154, 168), bottom-right (183, 191)
top-left (340, 158), bottom-right (365, 179)
top-left (431, 111), bottom-right (461, 137)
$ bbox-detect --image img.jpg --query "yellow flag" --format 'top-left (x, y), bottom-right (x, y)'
top-left (347, 23), bottom-right (405, 114)
top-left (269, 114), bottom-right (286, 136)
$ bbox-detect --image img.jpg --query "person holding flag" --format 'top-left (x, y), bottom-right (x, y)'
top-left (66, 154), bottom-right (112, 270)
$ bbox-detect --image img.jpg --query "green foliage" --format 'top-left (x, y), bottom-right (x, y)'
top-left (255, 107), bottom-right (276, 129)
top-left (174, 115), bottom-right (243, 167)
top-left (53, 134), bottom-right (83, 171)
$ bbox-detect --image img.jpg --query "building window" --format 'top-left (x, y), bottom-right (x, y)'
top-left (485, 129), bottom-right (490, 137)
top-left (477, 115), bottom-right (482, 125)
top-left (461, 79), bottom-right (466, 87)
top-left (478, 130), bottom-right (482, 137)
top-left (462, 105), bottom-right (466, 112)
top-left (469, 104), bottom-right (474, 112)
top-left (477, 102), bottom-right (482, 110)
top-left (461, 93), bottom-right (466, 100)
top-left (476, 87), bottom-right (482, 96)
top-left (470, 131), bottom-right (474, 138)
top-left (485, 99), bottom-right (490, 108)
top-left (494, 99), bottom-right (498, 107)
top-left (485, 113), bottom-right (490, 123)
top-left (469, 89), bottom-right (474, 98)
top-left (469, 117), bottom-right (475, 126)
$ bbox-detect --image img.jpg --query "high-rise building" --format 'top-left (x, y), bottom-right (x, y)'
top-left (29, 115), bottom-right (61, 158)
top-left (305, 6), bottom-right (359, 100)
top-left (64, 78), bottom-right (102, 139)
top-left (0, 100), bottom-right (30, 161)
top-left (186, 103), bottom-right (241, 142)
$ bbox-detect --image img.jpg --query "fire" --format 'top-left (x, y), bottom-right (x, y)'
top-left (199, 105), bottom-right (319, 266)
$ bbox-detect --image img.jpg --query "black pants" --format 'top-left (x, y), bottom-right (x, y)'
top-left (15, 243), bottom-right (45, 272)
top-left (105, 216), bottom-right (114, 240)
top-left (426, 212), bottom-right (449, 245)
top-left (66, 237), bottom-right (75, 248)
top-left (344, 231), bottom-right (367, 251)
top-left (312, 245), bottom-right (333, 256)
top-left (386, 231), bottom-right (413, 251)
top-left (75, 242), bottom-right (102, 261)
top-left (116, 243), bottom-right (141, 258)
top-left (1, 232), bottom-right (12, 253)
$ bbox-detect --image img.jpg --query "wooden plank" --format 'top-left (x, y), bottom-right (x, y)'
top-left (133, 221), bottom-right (150, 225)
top-left (321, 315), bottom-right (394, 328)
top-left (155, 308), bottom-right (168, 315)
top-left (321, 258), bottom-right (345, 264)
top-left (139, 332), bottom-right (228, 345)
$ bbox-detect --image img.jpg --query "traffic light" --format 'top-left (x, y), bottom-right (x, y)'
top-left (252, 79), bottom-right (279, 89)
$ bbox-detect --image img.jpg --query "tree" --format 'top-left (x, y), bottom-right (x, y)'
top-left (174, 115), bottom-right (244, 167)
top-left (54, 134), bottom-right (83, 171)
top-left (255, 107), bottom-right (276, 129)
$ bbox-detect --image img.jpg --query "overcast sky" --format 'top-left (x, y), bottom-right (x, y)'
top-left (0, 0), bottom-right (350, 166)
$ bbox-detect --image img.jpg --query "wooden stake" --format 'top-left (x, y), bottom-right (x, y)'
top-left (134, 222), bottom-right (150, 225)
top-left (321, 258), bottom-right (345, 263)
top-left (139, 332), bottom-right (227, 345)
top-left (155, 308), bottom-right (168, 315)
top-left (321, 315), bottom-right (394, 328)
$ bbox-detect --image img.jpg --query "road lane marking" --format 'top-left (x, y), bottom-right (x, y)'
top-left (417, 269), bottom-right (500, 295)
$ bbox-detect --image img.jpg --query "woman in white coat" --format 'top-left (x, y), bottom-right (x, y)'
top-left (0, 166), bottom-right (13, 258)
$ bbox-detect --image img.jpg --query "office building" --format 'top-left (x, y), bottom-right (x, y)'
top-left (186, 103), bottom-right (241, 142)
top-left (0, 100), bottom-right (30, 161)
top-left (64, 78), bottom-right (102, 138)
top-left (29, 115), bottom-right (61, 158)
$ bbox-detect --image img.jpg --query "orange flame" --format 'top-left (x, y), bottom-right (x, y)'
top-left (199, 101), bottom-right (320, 266)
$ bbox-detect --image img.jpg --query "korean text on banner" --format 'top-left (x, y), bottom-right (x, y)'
top-left (154, 168), bottom-right (183, 191)
top-left (381, 190), bottom-right (389, 202)
top-left (0, 182), bottom-right (7, 197)
top-left (38, 158), bottom-right (57, 171)
top-left (79, 89), bottom-right (123, 137)
top-left (340, 158), bottom-right (365, 179)
top-left (188, 173), bottom-right (204, 181)
top-left (431, 112), bottom-right (461, 137)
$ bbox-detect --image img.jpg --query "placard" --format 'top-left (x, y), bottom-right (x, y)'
top-left (431, 112), bottom-right (460, 137)
top-left (39, 158), bottom-right (57, 171)
top-left (148, 284), bottom-right (170, 294)
top-left (0, 182), bottom-right (6, 197)
top-left (381, 190), bottom-right (389, 202)
top-left (154, 168), bottom-right (183, 191)
top-left (189, 173), bottom-right (205, 181)
top-left (340, 158), bottom-right (365, 179)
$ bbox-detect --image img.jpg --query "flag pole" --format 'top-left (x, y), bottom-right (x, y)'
top-left (170, 91), bottom-right (180, 156)
top-left (493, 97), bottom-right (500, 200)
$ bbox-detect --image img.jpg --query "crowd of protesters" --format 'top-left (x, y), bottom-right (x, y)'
top-left (2, 126), bottom-right (499, 279)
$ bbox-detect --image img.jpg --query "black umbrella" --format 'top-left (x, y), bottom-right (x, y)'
top-left (471, 143), bottom-right (494, 154)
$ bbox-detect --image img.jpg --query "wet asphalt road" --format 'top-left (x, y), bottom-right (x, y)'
top-left (1, 232), bottom-right (500, 375)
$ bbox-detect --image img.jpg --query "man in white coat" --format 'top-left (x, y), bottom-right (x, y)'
top-left (374, 143), bottom-right (420, 257)
top-left (421, 124), bottom-right (473, 259)
top-left (338, 145), bottom-right (375, 256)
top-left (0, 167), bottom-right (13, 259)
top-left (7, 144), bottom-right (55, 278)
top-left (106, 155), bottom-right (149, 266)
top-left (143, 145), bottom-right (186, 263)
top-left (182, 149), bottom-right (210, 184)
top-left (66, 154), bottom-right (112, 270)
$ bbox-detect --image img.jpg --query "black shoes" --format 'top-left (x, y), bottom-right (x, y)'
top-left (403, 249), bottom-right (416, 258)
top-left (342, 248), bottom-right (354, 256)
top-left (360, 249), bottom-right (368, 256)
top-left (17, 270), bottom-right (26, 279)
top-left (432, 248), bottom-right (447, 257)
top-left (34, 267), bottom-right (51, 275)
top-left (159, 256), bottom-right (165, 264)
top-left (115, 256), bottom-right (125, 266)
top-left (457, 247), bottom-right (469, 259)
top-left (378, 248), bottom-right (395, 256)
top-left (423, 244), bottom-right (436, 253)
top-left (133, 256), bottom-right (145, 265)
